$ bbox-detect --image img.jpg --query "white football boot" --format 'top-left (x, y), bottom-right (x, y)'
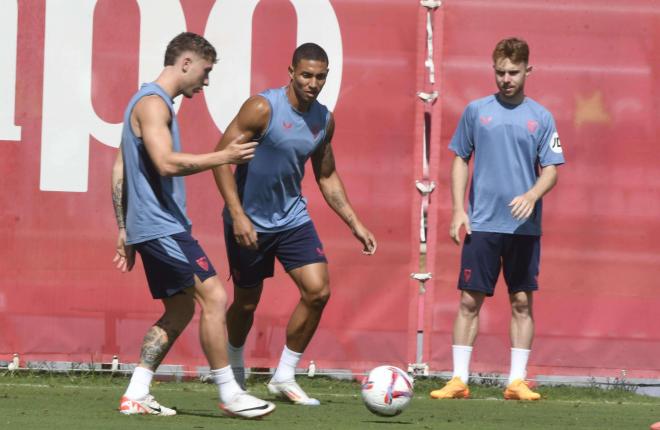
top-left (267, 379), bottom-right (320, 406)
top-left (119, 394), bottom-right (177, 416)
top-left (220, 391), bottom-right (276, 419)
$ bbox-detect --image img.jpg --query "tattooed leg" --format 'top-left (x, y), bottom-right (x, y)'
top-left (138, 302), bottom-right (194, 370)
top-left (138, 326), bottom-right (174, 370)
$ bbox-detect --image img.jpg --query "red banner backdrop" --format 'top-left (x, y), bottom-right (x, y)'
top-left (0, 0), bottom-right (420, 372)
top-left (426, 0), bottom-right (660, 378)
top-left (1, 0), bottom-right (659, 378)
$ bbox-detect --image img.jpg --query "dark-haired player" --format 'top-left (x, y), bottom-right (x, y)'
top-left (213, 43), bottom-right (377, 406)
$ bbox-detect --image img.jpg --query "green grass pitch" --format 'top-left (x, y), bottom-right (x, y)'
top-left (1, 373), bottom-right (659, 429)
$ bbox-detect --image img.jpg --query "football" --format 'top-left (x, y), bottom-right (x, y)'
top-left (360, 365), bottom-right (414, 416)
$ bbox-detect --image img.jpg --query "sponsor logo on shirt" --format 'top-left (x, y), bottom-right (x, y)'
top-left (549, 131), bottom-right (562, 154)
top-left (480, 116), bottom-right (493, 126)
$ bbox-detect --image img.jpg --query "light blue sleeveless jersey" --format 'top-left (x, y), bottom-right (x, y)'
top-left (121, 82), bottom-right (190, 245)
top-left (450, 95), bottom-right (565, 235)
top-left (223, 86), bottom-right (330, 232)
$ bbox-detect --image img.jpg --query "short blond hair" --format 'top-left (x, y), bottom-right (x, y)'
top-left (492, 37), bottom-right (529, 64)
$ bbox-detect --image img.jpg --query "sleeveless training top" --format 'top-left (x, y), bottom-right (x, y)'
top-left (121, 82), bottom-right (190, 245)
top-left (223, 86), bottom-right (330, 232)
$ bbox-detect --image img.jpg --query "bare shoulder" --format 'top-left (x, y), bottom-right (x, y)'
top-left (133, 95), bottom-right (171, 123)
top-left (234, 95), bottom-right (271, 133)
top-left (130, 95), bottom-right (170, 137)
top-left (240, 95), bottom-right (270, 119)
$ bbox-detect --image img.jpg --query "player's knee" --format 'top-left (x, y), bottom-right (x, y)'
top-left (511, 300), bottom-right (532, 318)
top-left (303, 284), bottom-right (331, 309)
top-left (209, 289), bottom-right (228, 310)
top-left (232, 298), bottom-right (260, 314)
top-left (458, 295), bottom-right (481, 316)
top-left (458, 304), bottom-right (479, 319)
top-left (230, 288), bottom-right (262, 314)
top-left (195, 285), bottom-right (228, 312)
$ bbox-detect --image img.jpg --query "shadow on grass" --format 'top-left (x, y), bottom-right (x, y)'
top-left (174, 408), bottom-right (227, 419)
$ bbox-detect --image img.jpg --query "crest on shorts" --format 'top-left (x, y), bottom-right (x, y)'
top-left (196, 256), bottom-right (209, 271)
top-left (316, 247), bottom-right (325, 256)
top-left (463, 269), bottom-right (472, 283)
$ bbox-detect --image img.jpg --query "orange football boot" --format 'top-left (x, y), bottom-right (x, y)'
top-left (503, 379), bottom-right (541, 400)
top-left (430, 377), bottom-right (470, 399)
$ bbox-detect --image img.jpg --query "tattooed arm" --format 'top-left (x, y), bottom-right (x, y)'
top-left (112, 149), bottom-right (127, 230)
top-left (111, 149), bottom-right (135, 272)
top-left (311, 114), bottom-right (377, 255)
top-left (134, 96), bottom-right (257, 177)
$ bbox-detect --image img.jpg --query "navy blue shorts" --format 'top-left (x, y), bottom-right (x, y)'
top-left (134, 231), bottom-right (216, 299)
top-left (224, 221), bottom-right (328, 288)
top-left (457, 231), bottom-right (540, 297)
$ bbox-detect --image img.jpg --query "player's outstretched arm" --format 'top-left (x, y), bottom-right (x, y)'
top-left (212, 96), bottom-right (270, 250)
top-left (110, 149), bottom-right (135, 272)
top-left (509, 164), bottom-right (558, 220)
top-left (312, 114), bottom-right (377, 255)
top-left (137, 96), bottom-right (257, 177)
top-left (450, 155), bottom-right (471, 245)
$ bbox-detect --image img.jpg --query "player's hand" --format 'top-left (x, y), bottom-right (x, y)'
top-left (509, 191), bottom-right (538, 220)
top-left (449, 210), bottom-right (471, 245)
top-left (233, 214), bottom-right (258, 250)
top-left (352, 222), bottom-right (377, 255)
top-left (221, 138), bottom-right (258, 165)
top-left (113, 229), bottom-right (135, 272)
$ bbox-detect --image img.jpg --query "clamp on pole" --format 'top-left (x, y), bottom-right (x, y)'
top-left (420, 0), bottom-right (441, 9)
top-left (415, 180), bottom-right (436, 196)
top-left (417, 91), bottom-right (438, 104)
top-left (410, 272), bottom-right (432, 293)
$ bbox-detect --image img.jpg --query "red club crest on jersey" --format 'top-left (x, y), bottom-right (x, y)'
top-left (196, 256), bottom-right (209, 271)
top-left (527, 120), bottom-right (538, 133)
top-left (480, 116), bottom-right (492, 126)
top-left (283, 121), bottom-right (293, 129)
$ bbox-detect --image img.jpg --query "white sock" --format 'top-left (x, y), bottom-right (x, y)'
top-left (123, 366), bottom-right (153, 400)
top-left (508, 348), bottom-right (531, 384)
top-left (452, 345), bottom-right (473, 384)
top-left (227, 343), bottom-right (245, 369)
top-left (211, 365), bottom-right (244, 404)
top-left (272, 345), bottom-right (302, 383)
